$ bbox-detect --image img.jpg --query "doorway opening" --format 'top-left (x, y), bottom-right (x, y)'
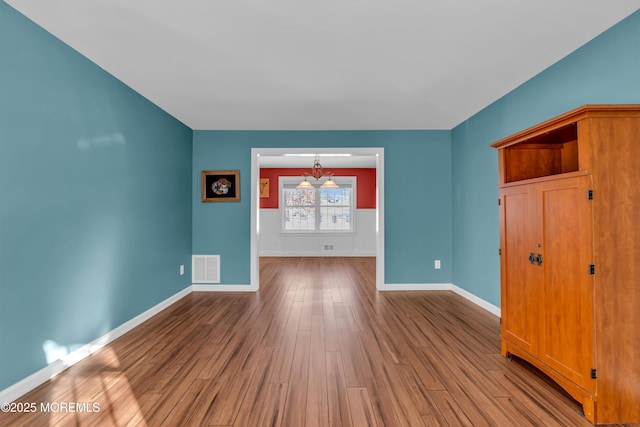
top-left (250, 147), bottom-right (385, 290)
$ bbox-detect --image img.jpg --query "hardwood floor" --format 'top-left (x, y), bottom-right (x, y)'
top-left (0, 257), bottom-right (621, 426)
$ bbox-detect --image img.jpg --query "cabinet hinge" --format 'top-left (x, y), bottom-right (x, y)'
top-left (498, 198), bottom-right (501, 206)
top-left (587, 190), bottom-right (593, 200)
top-left (498, 248), bottom-right (501, 256)
top-left (589, 264), bottom-right (595, 275)
top-left (591, 369), bottom-right (597, 379)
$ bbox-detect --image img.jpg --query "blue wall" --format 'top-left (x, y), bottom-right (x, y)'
top-left (0, 2), bottom-right (193, 389)
top-left (193, 130), bottom-right (453, 285)
top-left (451, 10), bottom-right (640, 306)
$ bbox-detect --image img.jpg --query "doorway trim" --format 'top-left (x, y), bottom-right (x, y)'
top-left (251, 147), bottom-right (385, 290)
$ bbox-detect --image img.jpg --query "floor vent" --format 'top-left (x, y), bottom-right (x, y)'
top-left (192, 255), bottom-right (220, 283)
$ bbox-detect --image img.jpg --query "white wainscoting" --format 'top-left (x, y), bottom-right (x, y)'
top-left (258, 208), bottom-right (376, 256)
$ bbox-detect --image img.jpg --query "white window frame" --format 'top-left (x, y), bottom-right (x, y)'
top-left (280, 176), bottom-right (357, 234)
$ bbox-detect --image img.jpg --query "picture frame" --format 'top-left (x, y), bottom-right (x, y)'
top-left (259, 178), bottom-right (270, 198)
top-left (202, 170), bottom-right (240, 202)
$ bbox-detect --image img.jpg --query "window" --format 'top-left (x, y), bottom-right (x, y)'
top-left (281, 177), bottom-right (355, 232)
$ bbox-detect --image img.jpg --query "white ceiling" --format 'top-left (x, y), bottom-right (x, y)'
top-left (6, 1), bottom-right (640, 131)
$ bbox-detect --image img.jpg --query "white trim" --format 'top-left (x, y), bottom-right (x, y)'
top-left (0, 286), bottom-right (192, 404)
top-left (451, 284), bottom-right (501, 317)
top-left (259, 251), bottom-right (377, 257)
top-left (381, 283), bottom-right (453, 291)
top-left (251, 149), bottom-right (260, 289)
top-left (375, 150), bottom-right (385, 291)
top-left (192, 284), bottom-right (257, 292)
top-left (382, 282), bottom-right (501, 318)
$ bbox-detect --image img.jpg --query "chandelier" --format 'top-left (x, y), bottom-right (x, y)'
top-left (296, 156), bottom-right (339, 189)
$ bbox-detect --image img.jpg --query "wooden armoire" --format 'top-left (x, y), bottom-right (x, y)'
top-left (491, 105), bottom-right (640, 425)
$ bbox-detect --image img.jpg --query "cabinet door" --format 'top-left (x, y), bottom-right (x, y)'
top-left (499, 185), bottom-right (541, 355)
top-left (536, 175), bottom-right (595, 392)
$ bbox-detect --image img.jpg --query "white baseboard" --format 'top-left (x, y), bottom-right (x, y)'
top-left (382, 282), bottom-right (501, 318)
top-left (381, 283), bottom-right (452, 291)
top-left (451, 284), bottom-right (501, 317)
top-left (192, 284), bottom-right (258, 292)
top-left (0, 286), bottom-right (192, 404)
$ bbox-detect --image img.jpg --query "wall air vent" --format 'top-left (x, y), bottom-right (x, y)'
top-left (192, 255), bottom-right (220, 283)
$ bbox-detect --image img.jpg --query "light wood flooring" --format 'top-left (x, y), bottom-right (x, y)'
top-left (0, 257), bottom-right (624, 426)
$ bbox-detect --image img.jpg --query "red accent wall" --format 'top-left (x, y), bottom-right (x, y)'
top-left (260, 168), bottom-right (376, 209)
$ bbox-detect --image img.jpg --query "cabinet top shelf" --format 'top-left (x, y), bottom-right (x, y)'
top-left (498, 170), bottom-right (589, 188)
top-left (491, 104), bottom-right (640, 149)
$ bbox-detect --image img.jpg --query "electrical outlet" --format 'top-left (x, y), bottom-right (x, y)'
top-left (180, 264), bottom-right (185, 276)
top-left (434, 260), bottom-right (441, 269)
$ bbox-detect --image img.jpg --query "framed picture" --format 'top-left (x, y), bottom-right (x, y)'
top-left (260, 178), bottom-right (270, 198)
top-left (202, 170), bottom-right (240, 202)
